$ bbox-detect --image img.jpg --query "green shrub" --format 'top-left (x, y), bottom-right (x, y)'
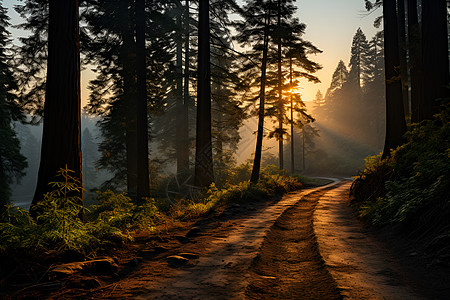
top-left (353, 100), bottom-right (450, 229)
top-left (0, 164), bottom-right (305, 256)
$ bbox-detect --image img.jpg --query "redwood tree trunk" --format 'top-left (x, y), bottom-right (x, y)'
top-left (122, 1), bottom-right (138, 200)
top-left (31, 0), bottom-right (82, 210)
top-left (421, 0), bottom-right (449, 121)
top-left (407, 0), bottom-right (423, 123)
top-left (136, 0), bottom-right (150, 200)
top-left (397, 0), bottom-right (409, 117)
top-left (194, 0), bottom-right (214, 188)
top-left (382, 0), bottom-right (407, 159)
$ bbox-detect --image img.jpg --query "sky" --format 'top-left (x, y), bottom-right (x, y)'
top-left (296, 0), bottom-right (381, 102)
top-left (3, 0), bottom-right (382, 106)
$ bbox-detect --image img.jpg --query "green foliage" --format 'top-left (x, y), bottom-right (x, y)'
top-left (352, 100), bottom-right (450, 229)
top-left (205, 164), bottom-right (302, 207)
top-left (0, 3), bottom-right (27, 212)
top-left (1, 164), bottom-right (304, 256)
top-left (1, 168), bottom-right (131, 254)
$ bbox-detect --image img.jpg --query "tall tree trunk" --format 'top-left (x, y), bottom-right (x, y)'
top-left (421, 0), bottom-right (449, 120)
top-left (250, 12), bottom-right (270, 183)
top-left (302, 126), bottom-right (305, 170)
top-left (194, 0), bottom-right (214, 188)
top-left (31, 0), bottom-right (82, 211)
top-left (175, 7), bottom-right (187, 175)
top-left (397, 0), bottom-right (410, 117)
top-left (289, 57), bottom-right (294, 174)
top-left (407, 0), bottom-right (423, 123)
top-left (277, 0), bottom-right (283, 170)
top-left (181, 0), bottom-right (190, 171)
top-left (122, 1), bottom-right (138, 200)
top-left (136, 0), bottom-right (150, 200)
top-left (382, 0), bottom-right (407, 159)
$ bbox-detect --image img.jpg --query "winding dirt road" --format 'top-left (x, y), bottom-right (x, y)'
top-left (55, 180), bottom-right (441, 299)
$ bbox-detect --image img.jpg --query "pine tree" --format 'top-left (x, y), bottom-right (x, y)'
top-left (364, 31), bottom-right (385, 148)
top-left (84, 0), bottom-right (175, 192)
top-left (325, 60), bottom-right (348, 99)
top-left (0, 2), bottom-right (27, 212)
top-left (82, 127), bottom-right (98, 189)
top-left (348, 28), bottom-right (370, 90)
top-left (235, 0), bottom-right (319, 178)
top-left (234, 0), bottom-right (274, 182)
top-left (13, 0), bottom-right (48, 121)
top-left (312, 90), bottom-right (325, 116)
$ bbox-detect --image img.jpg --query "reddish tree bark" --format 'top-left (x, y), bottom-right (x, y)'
top-left (32, 0), bottom-right (82, 210)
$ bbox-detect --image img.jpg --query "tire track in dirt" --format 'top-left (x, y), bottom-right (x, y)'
top-left (245, 183), bottom-right (344, 300)
top-left (133, 181), bottom-right (342, 299)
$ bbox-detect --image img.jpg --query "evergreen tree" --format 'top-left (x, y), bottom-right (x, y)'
top-left (364, 31), bottom-right (385, 147)
top-left (82, 127), bottom-right (98, 189)
top-left (136, 0), bottom-right (150, 200)
top-left (381, 0), bottom-right (407, 158)
top-left (194, 0), bottom-right (214, 188)
top-left (348, 28), bottom-right (370, 90)
top-left (235, 0), bottom-right (319, 178)
top-left (31, 0), bottom-right (82, 212)
top-left (397, 0), bottom-right (409, 116)
top-left (234, 0), bottom-right (274, 182)
top-left (421, 0), bottom-right (449, 121)
top-left (325, 60), bottom-right (348, 99)
top-left (13, 0), bottom-right (48, 121)
top-left (407, 0), bottom-right (423, 123)
top-left (0, 2), bottom-right (27, 212)
top-left (312, 90), bottom-right (325, 117)
top-left (84, 0), bottom-right (175, 192)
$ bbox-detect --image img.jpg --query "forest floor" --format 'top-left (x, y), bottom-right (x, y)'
top-left (4, 180), bottom-right (450, 299)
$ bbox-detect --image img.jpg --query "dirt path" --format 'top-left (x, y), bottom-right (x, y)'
top-left (48, 180), bottom-right (442, 299)
top-left (314, 182), bottom-right (423, 299)
top-left (245, 185), bottom-right (342, 299)
top-left (133, 182), bottom-right (341, 299)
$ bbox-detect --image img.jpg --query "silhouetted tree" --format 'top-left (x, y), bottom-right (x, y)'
top-left (234, 0), bottom-right (273, 183)
top-left (0, 3), bottom-right (27, 213)
top-left (136, 0), bottom-right (150, 200)
top-left (31, 0), bottom-right (82, 212)
top-left (82, 127), bottom-right (98, 189)
top-left (407, 0), bottom-right (423, 123)
top-left (421, 0), bottom-right (449, 121)
top-left (348, 28), bottom-right (370, 90)
top-left (194, 0), bottom-right (214, 188)
top-left (397, 0), bottom-right (409, 116)
top-left (325, 60), bottom-right (348, 99)
top-left (381, 0), bottom-right (407, 158)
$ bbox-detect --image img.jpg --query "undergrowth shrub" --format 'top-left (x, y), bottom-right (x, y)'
top-left (352, 99), bottom-right (450, 231)
top-left (0, 163), bottom-right (304, 256)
